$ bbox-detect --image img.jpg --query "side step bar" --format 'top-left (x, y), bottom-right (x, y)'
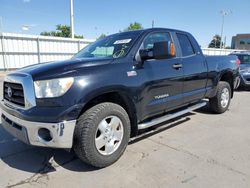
top-left (138, 101), bottom-right (207, 130)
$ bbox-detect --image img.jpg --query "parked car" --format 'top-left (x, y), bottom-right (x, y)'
top-left (230, 51), bottom-right (250, 89)
top-left (0, 28), bottom-right (239, 167)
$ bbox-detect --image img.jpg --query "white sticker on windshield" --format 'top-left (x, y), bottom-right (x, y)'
top-left (114, 39), bottom-right (132, 44)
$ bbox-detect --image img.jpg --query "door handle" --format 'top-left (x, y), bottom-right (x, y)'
top-left (172, 63), bottom-right (183, 69)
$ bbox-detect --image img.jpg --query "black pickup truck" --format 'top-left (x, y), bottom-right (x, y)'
top-left (1, 28), bottom-right (239, 167)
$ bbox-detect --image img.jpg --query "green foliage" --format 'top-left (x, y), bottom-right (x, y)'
top-left (208, 34), bottom-right (223, 48)
top-left (124, 22), bottom-right (143, 31)
top-left (40, 24), bottom-right (83, 39)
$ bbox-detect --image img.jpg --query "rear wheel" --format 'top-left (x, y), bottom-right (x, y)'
top-left (209, 81), bottom-right (231, 114)
top-left (73, 102), bottom-right (131, 168)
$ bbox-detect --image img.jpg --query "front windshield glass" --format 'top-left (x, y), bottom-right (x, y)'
top-left (73, 32), bottom-right (141, 59)
top-left (238, 54), bottom-right (250, 64)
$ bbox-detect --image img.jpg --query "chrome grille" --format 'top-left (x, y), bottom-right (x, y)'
top-left (4, 82), bottom-right (25, 107)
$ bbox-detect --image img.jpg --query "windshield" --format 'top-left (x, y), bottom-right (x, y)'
top-left (73, 32), bottom-right (141, 59)
top-left (237, 54), bottom-right (250, 64)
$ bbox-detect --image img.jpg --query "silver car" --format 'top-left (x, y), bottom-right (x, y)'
top-left (230, 52), bottom-right (250, 89)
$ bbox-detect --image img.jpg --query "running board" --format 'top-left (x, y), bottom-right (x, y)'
top-left (138, 101), bottom-right (207, 130)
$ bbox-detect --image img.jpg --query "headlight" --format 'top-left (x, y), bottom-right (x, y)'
top-left (34, 77), bottom-right (74, 98)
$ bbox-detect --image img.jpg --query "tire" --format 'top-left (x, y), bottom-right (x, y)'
top-left (73, 102), bottom-right (131, 168)
top-left (209, 81), bottom-right (231, 114)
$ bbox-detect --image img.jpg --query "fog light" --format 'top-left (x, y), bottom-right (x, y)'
top-left (38, 128), bottom-right (53, 142)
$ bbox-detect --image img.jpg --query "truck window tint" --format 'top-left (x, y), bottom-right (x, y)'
top-left (177, 34), bottom-right (195, 56)
top-left (143, 32), bottom-right (171, 50)
top-left (238, 55), bottom-right (250, 64)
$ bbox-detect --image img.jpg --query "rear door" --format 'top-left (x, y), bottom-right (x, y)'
top-left (137, 31), bottom-right (184, 120)
top-left (176, 33), bottom-right (207, 104)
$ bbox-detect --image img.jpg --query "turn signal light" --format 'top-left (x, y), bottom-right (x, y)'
top-left (236, 59), bottom-right (241, 66)
top-left (170, 43), bottom-right (175, 57)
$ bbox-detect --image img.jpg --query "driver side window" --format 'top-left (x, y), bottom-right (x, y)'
top-left (143, 32), bottom-right (172, 50)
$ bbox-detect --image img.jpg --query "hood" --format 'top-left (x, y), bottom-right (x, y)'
top-left (15, 57), bottom-right (113, 80)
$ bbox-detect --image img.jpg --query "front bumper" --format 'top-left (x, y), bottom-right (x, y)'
top-left (1, 105), bottom-right (76, 148)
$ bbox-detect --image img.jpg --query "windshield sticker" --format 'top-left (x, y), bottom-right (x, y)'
top-left (127, 71), bottom-right (137, 77)
top-left (114, 39), bottom-right (132, 44)
top-left (113, 49), bottom-right (125, 58)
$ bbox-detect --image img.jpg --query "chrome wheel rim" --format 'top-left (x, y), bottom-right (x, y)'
top-left (221, 88), bottom-right (230, 108)
top-left (95, 116), bottom-right (124, 155)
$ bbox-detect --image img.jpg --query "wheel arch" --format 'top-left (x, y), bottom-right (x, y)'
top-left (219, 71), bottom-right (234, 98)
top-left (78, 90), bottom-right (138, 137)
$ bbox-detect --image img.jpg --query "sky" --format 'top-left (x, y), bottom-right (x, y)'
top-left (0, 0), bottom-right (249, 47)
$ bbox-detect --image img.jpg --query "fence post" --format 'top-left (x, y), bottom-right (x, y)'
top-left (37, 37), bottom-right (41, 63)
top-left (78, 40), bottom-right (81, 52)
top-left (0, 33), bottom-right (6, 70)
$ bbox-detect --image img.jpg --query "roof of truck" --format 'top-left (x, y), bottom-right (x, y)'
top-left (114, 28), bottom-right (189, 36)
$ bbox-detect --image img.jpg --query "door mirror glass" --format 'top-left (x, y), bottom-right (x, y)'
top-left (153, 41), bottom-right (176, 59)
top-left (139, 41), bottom-right (176, 62)
top-left (139, 49), bottom-right (153, 61)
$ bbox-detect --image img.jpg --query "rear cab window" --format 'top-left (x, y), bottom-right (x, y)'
top-left (176, 33), bottom-right (195, 57)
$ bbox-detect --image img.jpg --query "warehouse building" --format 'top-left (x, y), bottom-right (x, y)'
top-left (231, 34), bottom-right (250, 50)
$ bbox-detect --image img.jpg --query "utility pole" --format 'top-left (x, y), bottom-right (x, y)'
top-left (0, 16), bottom-right (3, 33)
top-left (70, 0), bottom-right (74, 38)
top-left (152, 20), bottom-right (154, 28)
top-left (220, 10), bottom-right (232, 49)
top-left (214, 36), bottom-right (217, 48)
top-left (224, 36), bottom-right (227, 48)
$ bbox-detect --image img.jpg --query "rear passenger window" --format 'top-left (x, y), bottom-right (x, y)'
top-left (176, 33), bottom-right (195, 57)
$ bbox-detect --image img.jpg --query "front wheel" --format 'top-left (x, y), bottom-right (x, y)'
top-left (209, 81), bottom-right (231, 114)
top-left (73, 102), bottom-right (131, 168)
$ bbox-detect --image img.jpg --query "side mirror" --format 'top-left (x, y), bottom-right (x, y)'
top-left (153, 41), bottom-right (176, 59)
top-left (137, 41), bottom-right (176, 68)
top-left (139, 49), bottom-right (153, 62)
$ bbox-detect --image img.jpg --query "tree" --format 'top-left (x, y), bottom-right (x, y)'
top-left (40, 24), bottom-right (83, 39)
top-left (208, 35), bottom-right (223, 48)
top-left (124, 22), bottom-right (143, 31)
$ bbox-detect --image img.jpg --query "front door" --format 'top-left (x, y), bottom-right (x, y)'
top-left (136, 32), bottom-right (184, 121)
